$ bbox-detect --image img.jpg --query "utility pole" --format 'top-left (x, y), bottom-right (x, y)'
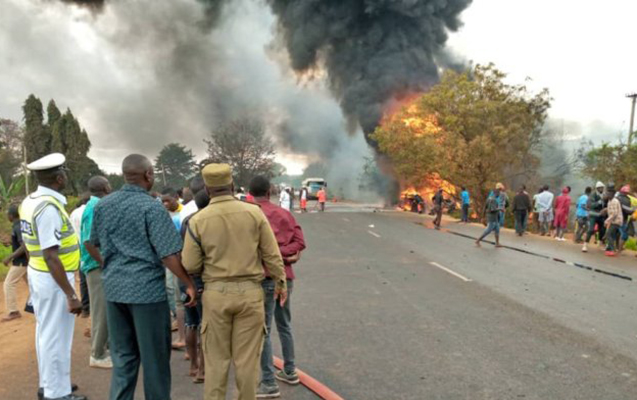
top-left (161, 163), bottom-right (167, 187)
top-left (627, 92), bottom-right (637, 145)
top-left (23, 143), bottom-right (29, 195)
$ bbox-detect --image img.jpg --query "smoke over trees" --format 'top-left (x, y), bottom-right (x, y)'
top-left (267, 0), bottom-right (473, 139)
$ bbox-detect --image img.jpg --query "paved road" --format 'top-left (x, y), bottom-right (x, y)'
top-left (286, 207), bottom-right (637, 399)
top-left (4, 204), bottom-right (637, 399)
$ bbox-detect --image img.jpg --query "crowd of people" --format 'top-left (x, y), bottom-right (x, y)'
top-left (433, 181), bottom-right (637, 256)
top-left (2, 152), bottom-right (308, 400)
top-left (277, 186), bottom-right (327, 213)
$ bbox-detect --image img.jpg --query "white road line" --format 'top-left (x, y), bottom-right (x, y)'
top-left (367, 230), bottom-right (381, 238)
top-left (343, 218), bottom-right (351, 222)
top-left (429, 262), bottom-right (472, 282)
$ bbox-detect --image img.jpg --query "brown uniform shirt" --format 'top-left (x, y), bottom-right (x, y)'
top-left (182, 195), bottom-right (287, 291)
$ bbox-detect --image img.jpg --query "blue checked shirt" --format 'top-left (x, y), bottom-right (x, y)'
top-left (90, 184), bottom-right (183, 304)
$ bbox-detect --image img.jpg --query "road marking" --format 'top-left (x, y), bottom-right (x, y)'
top-left (368, 230), bottom-right (381, 238)
top-left (342, 217), bottom-right (351, 222)
top-left (429, 262), bottom-right (472, 282)
top-left (273, 356), bottom-right (345, 400)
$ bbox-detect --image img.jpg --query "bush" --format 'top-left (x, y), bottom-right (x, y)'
top-left (625, 237), bottom-right (637, 251)
top-left (0, 244), bottom-right (11, 280)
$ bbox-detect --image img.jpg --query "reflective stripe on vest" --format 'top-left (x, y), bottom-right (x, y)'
top-left (19, 194), bottom-right (80, 272)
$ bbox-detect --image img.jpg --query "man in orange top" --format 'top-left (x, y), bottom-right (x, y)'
top-left (317, 187), bottom-right (327, 212)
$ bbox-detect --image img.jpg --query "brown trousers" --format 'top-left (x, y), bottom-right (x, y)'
top-left (201, 282), bottom-right (265, 400)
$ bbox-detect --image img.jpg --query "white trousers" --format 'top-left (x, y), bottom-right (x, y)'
top-left (28, 268), bottom-right (75, 399)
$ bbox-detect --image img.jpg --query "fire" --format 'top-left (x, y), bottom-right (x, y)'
top-left (398, 173), bottom-right (458, 213)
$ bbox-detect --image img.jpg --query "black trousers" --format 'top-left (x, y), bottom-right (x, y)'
top-left (514, 210), bottom-right (528, 234)
top-left (79, 271), bottom-right (90, 315)
top-left (106, 300), bottom-right (172, 400)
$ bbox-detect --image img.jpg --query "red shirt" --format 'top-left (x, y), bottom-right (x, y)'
top-left (256, 198), bottom-right (306, 280)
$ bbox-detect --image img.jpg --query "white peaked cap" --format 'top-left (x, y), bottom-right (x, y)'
top-left (26, 153), bottom-right (66, 171)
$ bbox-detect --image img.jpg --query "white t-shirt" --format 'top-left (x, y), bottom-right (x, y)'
top-left (179, 200), bottom-right (198, 224)
top-left (536, 191), bottom-right (554, 212)
top-left (279, 191), bottom-right (291, 211)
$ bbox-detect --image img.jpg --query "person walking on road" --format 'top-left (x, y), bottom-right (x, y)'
top-left (460, 187), bottom-right (470, 223)
top-left (582, 182), bottom-right (606, 252)
top-left (81, 176), bottom-right (113, 369)
top-left (553, 186), bottom-right (572, 241)
top-left (182, 164), bottom-right (287, 400)
top-left (300, 187), bottom-right (308, 213)
top-left (574, 187), bottom-right (592, 243)
top-left (536, 185), bottom-right (554, 236)
top-left (249, 176), bottom-right (306, 399)
top-left (513, 185), bottom-right (532, 236)
top-left (279, 187), bottom-right (291, 211)
top-left (90, 154), bottom-right (197, 400)
top-left (476, 185), bottom-right (505, 247)
top-left (317, 187), bottom-right (327, 212)
top-left (532, 187), bottom-right (544, 232)
top-left (20, 153), bottom-right (87, 400)
top-left (495, 183), bottom-right (509, 226)
top-left (432, 189), bottom-right (444, 230)
top-left (2, 204), bottom-right (29, 322)
top-left (604, 185), bottom-right (623, 256)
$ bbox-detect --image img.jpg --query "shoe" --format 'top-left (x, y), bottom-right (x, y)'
top-left (44, 395), bottom-right (87, 400)
top-left (39, 385), bottom-right (79, 400)
top-left (275, 369), bottom-right (300, 385)
top-left (256, 382), bottom-right (280, 398)
top-left (1, 311), bottom-right (21, 322)
top-left (582, 244), bottom-right (588, 252)
top-left (605, 250), bottom-right (616, 257)
top-left (90, 356), bottom-right (113, 369)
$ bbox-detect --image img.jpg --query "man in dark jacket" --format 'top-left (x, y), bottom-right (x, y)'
top-left (512, 186), bottom-right (532, 236)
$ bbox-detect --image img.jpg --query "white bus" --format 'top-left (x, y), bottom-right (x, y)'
top-left (302, 178), bottom-right (326, 200)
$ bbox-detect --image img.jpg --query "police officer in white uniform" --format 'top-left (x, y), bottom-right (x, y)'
top-left (20, 153), bottom-right (87, 400)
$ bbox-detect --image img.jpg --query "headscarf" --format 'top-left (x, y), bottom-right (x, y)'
top-left (620, 185), bottom-right (631, 194)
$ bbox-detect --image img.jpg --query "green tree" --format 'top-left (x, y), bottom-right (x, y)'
top-left (579, 142), bottom-right (637, 188)
top-left (0, 119), bottom-right (24, 189)
top-left (23, 94), bottom-right (51, 163)
top-left (204, 118), bottom-right (277, 188)
top-left (372, 63), bottom-right (551, 214)
top-left (106, 173), bottom-right (125, 191)
top-left (154, 143), bottom-right (197, 190)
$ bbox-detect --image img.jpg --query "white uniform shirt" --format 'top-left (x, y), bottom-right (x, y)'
top-left (301, 190), bottom-right (307, 201)
top-left (32, 186), bottom-right (67, 251)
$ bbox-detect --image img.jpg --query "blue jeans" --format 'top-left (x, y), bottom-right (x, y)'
top-left (179, 275), bottom-right (204, 328)
top-left (620, 221), bottom-right (630, 241)
top-left (260, 279), bottom-right (295, 385)
top-left (478, 220), bottom-right (500, 242)
top-left (461, 204), bottom-right (469, 222)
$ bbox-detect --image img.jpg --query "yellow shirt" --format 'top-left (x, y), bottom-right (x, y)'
top-left (182, 195), bottom-right (286, 290)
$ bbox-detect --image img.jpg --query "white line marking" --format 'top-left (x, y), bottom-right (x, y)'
top-left (367, 230), bottom-right (381, 238)
top-left (429, 262), bottom-right (472, 282)
top-left (342, 218), bottom-right (351, 222)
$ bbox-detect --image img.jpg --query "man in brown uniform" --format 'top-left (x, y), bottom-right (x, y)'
top-left (182, 164), bottom-right (287, 400)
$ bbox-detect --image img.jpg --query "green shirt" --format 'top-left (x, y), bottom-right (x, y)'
top-left (80, 196), bottom-right (100, 274)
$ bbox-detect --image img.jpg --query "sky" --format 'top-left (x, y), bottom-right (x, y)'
top-left (1, 0), bottom-right (636, 176)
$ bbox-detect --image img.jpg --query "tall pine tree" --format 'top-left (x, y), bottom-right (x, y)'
top-left (22, 95), bottom-right (102, 194)
top-left (23, 95), bottom-right (51, 162)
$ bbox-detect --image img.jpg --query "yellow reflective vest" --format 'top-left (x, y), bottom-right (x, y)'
top-left (20, 194), bottom-right (80, 272)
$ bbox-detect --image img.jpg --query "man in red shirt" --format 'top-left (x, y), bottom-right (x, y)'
top-left (249, 176), bottom-right (306, 399)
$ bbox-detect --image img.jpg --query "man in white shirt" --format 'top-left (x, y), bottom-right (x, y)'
top-left (536, 185), bottom-right (555, 236)
top-left (180, 176), bottom-right (205, 225)
top-left (280, 187), bottom-right (291, 211)
top-left (69, 196), bottom-right (90, 317)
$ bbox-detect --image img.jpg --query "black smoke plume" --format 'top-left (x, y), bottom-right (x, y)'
top-left (267, 0), bottom-right (472, 139)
